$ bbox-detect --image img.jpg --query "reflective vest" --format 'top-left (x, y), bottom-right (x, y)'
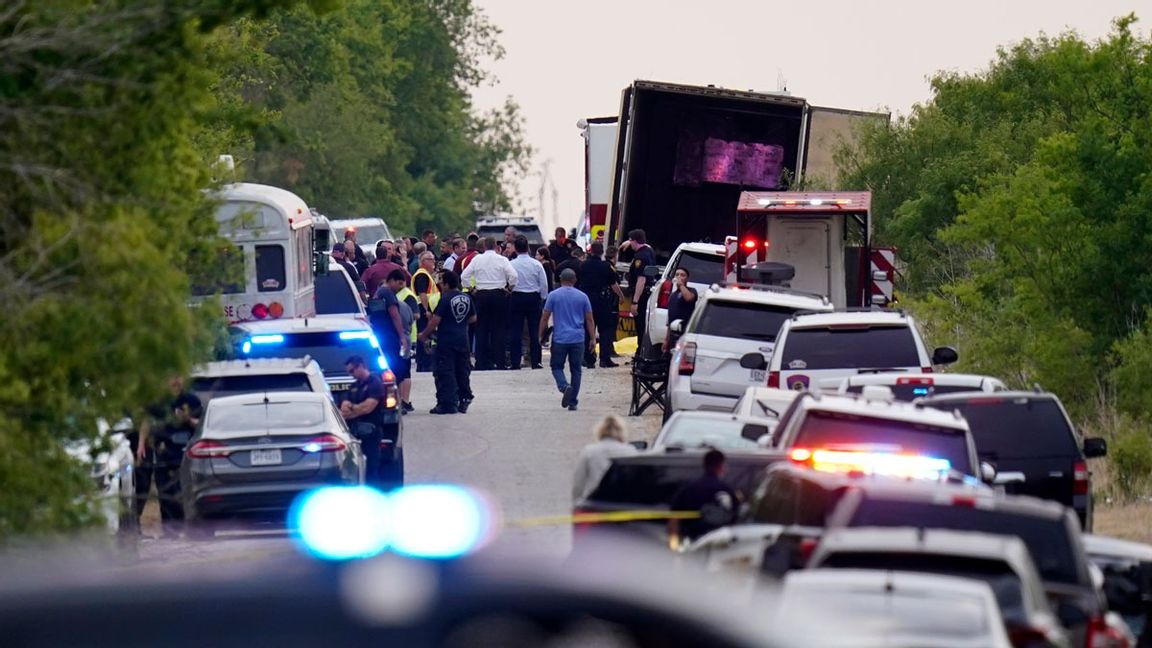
top-left (396, 286), bottom-right (419, 343)
top-left (411, 267), bottom-right (441, 313)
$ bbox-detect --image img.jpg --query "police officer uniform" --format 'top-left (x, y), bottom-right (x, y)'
top-left (141, 391), bottom-right (202, 529)
top-left (346, 371), bottom-right (386, 484)
top-left (579, 251), bottom-right (622, 367)
top-left (627, 243), bottom-right (656, 351)
top-left (411, 265), bottom-right (440, 372)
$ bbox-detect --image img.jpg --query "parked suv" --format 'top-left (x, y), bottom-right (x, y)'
top-left (642, 242), bottom-right (726, 353)
top-left (666, 284), bottom-right (833, 415)
top-left (822, 372), bottom-right (1007, 400)
top-left (921, 391), bottom-right (1107, 531)
top-left (767, 310), bottom-right (957, 392)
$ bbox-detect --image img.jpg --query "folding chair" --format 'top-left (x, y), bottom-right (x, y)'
top-left (629, 355), bottom-right (668, 416)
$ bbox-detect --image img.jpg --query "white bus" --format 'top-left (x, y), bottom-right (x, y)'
top-left (195, 183), bottom-right (317, 323)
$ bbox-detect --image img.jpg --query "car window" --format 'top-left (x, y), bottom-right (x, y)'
top-left (315, 272), bottom-right (361, 315)
top-left (671, 250), bottom-right (725, 285)
top-left (207, 400), bottom-right (326, 431)
top-left (255, 244), bottom-right (286, 292)
top-left (935, 398), bottom-right (1078, 460)
top-left (191, 374), bottom-right (313, 404)
top-left (781, 325), bottom-right (921, 369)
top-left (334, 224), bottom-right (389, 243)
top-left (845, 499), bottom-right (1081, 584)
top-left (819, 552), bottom-right (1016, 579)
top-left (846, 384), bottom-right (981, 401)
top-left (694, 301), bottom-right (798, 342)
top-left (661, 418), bottom-right (759, 450)
top-left (240, 331), bottom-right (381, 376)
top-left (793, 410), bottom-right (973, 475)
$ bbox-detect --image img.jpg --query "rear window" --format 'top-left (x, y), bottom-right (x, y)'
top-left (255, 244), bottom-right (286, 293)
top-left (671, 250), bottom-right (725, 285)
top-left (694, 301), bottom-right (798, 342)
top-left (821, 552), bottom-right (1015, 578)
top-left (846, 499), bottom-right (1082, 585)
top-left (191, 374), bottom-right (313, 404)
top-left (794, 410), bottom-right (973, 474)
top-left (781, 326), bottom-right (921, 370)
top-left (315, 272), bottom-right (361, 315)
top-left (208, 400), bottom-right (326, 431)
top-left (935, 398), bottom-right (1078, 460)
top-left (238, 331), bottom-right (381, 376)
top-left (661, 418), bottom-right (761, 451)
top-left (587, 459), bottom-right (772, 505)
top-left (779, 586), bottom-right (991, 640)
top-left (846, 384), bottom-right (980, 401)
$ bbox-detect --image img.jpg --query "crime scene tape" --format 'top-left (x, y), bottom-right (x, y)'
top-left (507, 510), bottom-right (701, 529)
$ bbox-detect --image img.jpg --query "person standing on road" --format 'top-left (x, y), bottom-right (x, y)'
top-left (343, 229), bottom-right (369, 271)
top-left (443, 237), bottom-right (466, 273)
top-left (540, 268), bottom-right (595, 411)
top-left (393, 275), bottom-right (419, 414)
top-left (408, 241), bottom-right (426, 275)
top-left (418, 270), bottom-right (477, 414)
top-left (369, 269), bottom-right (409, 379)
top-left (331, 243), bottom-right (361, 282)
top-left (662, 268), bottom-right (698, 352)
top-left (411, 251), bottom-right (440, 373)
top-left (580, 241), bottom-right (626, 368)
top-left (508, 236), bottom-right (549, 370)
top-left (667, 449), bottom-right (741, 547)
top-left (548, 226), bottom-right (578, 270)
top-left (556, 246), bottom-right (584, 286)
top-left (457, 235), bottom-right (480, 275)
top-left (622, 229), bottom-right (655, 354)
top-left (571, 415), bottom-right (638, 502)
top-left (361, 242), bottom-right (406, 296)
top-left (341, 356), bottom-right (386, 485)
top-left (135, 376), bottom-right (201, 537)
top-left (461, 236), bottom-right (517, 371)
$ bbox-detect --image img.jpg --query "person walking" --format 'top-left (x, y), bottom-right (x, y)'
top-left (411, 251), bottom-right (440, 373)
top-left (667, 449), bottom-right (741, 547)
top-left (571, 415), bottom-right (638, 502)
top-left (507, 236), bottom-right (549, 370)
top-left (340, 356), bottom-right (387, 485)
top-left (622, 229), bottom-right (655, 354)
top-left (580, 242), bottom-right (626, 368)
top-left (418, 270), bottom-right (476, 414)
top-left (539, 268), bottom-right (595, 411)
top-left (461, 236), bottom-right (517, 370)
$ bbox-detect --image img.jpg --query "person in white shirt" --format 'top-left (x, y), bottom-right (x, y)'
top-left (572, 415), bottom-right (638, 503)
top-left (506, 236), bottom-right (550, 369)
top-left (442, 237), bottom-right (466, 273)
top-left (460, 236), bottom-right (518, 370)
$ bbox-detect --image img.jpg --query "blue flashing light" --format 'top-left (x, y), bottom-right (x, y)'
top-left (301, 442), bottom-right (322, 453)
top-left (241, 341), bottom-right (252, 354)
top-left (339, 331), bottom-right (372, 341)
top-left (289, 486), bottom-right (392, 560)
top-left (377, 355), bottom-right (388, 370)
top-left (250, 334), bottom-right (285, 345)
top-left (912, 387), bottom-right (930, 396)
top-left (288, 484), bottom-right (493, 561)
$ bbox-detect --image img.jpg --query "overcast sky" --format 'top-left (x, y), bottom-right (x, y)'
top-left (469, 0), bottom-right (1143, 234)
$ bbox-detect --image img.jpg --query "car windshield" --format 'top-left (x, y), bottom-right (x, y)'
top-left (846, 383), bottom-right (982, 401)
top-left (782, 325), bottom-right (921, 369)
top-left (846, 499), bottom-right (1082, 584)
top-left (694, 300), bottom-right (799, 342)
top-left (315, 272), bottom-right (362, 315)
top-left (671, 250), bottom-right (724, 285)
top-left (207, 400), bottom-right (326, 431)
top-left (934, 398), bottom-right (1079, 460)
top-left (335, 224), bottom-right (389, 243)
top-left (477, 224), bottom-right (544, 245)
top-left (191, 374), bottom-right (313, 404)
top-left (660, 417), bottom-right (761, 450)
top-left (793, 410), bottom-right (973, 475)
top-left (239, 331), bottom-right (381, 377)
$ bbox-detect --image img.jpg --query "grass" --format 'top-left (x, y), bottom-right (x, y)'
top-left (1095, 501), bottom-right (1152, 543)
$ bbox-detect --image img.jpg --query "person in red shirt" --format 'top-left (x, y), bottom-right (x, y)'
top-left (360, 242), bottom-right (408, 296)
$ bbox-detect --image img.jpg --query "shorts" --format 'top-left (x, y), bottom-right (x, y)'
top-left (392, 354), bottom-right (412, 382)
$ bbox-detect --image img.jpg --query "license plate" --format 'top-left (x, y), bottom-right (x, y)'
top-left (749, 369), bottom-right (766, 383)
top-left (250, 448), bottom-right (282, 466)
top-left (330, 382), bottom-right (352, 392)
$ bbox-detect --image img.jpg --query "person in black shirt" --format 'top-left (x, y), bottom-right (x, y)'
top-left (662, 268), bottom-right (698, 352)
top-left (623, 229), bottom-right (656, 354)
top-left (668, 449), bottom-right (740, 547)
top-left (579, 242), bottom-right (626, 368)
top-left (547, 226), bottom-right (578, 269)
top-left (331, 243), bottom-right (360, 282)
top-left (341, 355), bottom-right (386, 485)
top-left (418, 270), bottom-right (477, 415)
top-left (136, 376), bottom-right (202, 536)
top-left (556, 247), bottom-right (584, 286)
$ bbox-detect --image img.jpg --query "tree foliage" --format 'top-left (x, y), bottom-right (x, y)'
top-left (842, 16), bottom-right (1152, 418)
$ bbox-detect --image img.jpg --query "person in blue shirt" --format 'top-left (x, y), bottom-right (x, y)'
top-left (539, 268), bottom-right (595, 411)
top-left (417, 270), bottom-right (477, 415)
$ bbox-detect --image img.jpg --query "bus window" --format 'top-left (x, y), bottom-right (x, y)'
top-left (297, 231), bottom-right (313, 289)
top-left (256, 245), bottom-right (286, 292)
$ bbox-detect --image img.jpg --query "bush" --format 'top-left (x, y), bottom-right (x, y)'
top-left (1110, 422), bottom-right (1152, 503)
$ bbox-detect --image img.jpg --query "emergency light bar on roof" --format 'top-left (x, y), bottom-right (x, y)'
top-left (737, 191), bottom-right (872, 213)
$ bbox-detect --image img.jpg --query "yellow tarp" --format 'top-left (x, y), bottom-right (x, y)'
top-left (615, 336), bottom-right (638, 355)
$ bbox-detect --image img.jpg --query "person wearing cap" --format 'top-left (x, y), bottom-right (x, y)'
top-left (539, 268), bottom-right (594, 411)
top-left (331, 243), bottom-right (361, 282)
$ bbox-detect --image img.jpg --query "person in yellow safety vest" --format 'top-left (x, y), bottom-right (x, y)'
top-left (411, 251), bottom-right (441, 373)
top-left (394, 281), bottom-right (420, 413)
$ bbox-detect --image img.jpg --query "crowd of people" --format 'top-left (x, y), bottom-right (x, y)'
top-left (352, 226), bottom-right (653, 416)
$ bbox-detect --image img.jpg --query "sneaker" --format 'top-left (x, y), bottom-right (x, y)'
top-left (531, 363), bottom-right (543, 369)
top-left (567, 404), bottom-right (578, 411)
top-left (561, 386), bottom-right (573, 408)
top-left (429, 405), bottom-right (458, 415)
top-left (458, 398), bottom-right (472, 414)
top-left (401, 401), bottom-right (414, 413)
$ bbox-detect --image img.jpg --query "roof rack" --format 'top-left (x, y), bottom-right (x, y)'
top-left (709, 282), bottom-right (830, 303)
top-left (790, 307), bottom-right (906, 320)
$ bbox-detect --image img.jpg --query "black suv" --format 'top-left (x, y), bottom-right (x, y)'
top-left (921, 391), bottom-right (1107, 530)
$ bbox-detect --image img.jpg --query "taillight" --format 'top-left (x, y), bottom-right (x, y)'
top-left (268, 302), bottom-right (285, 318)
top-left (920, 366), bottom-right (934, 373)
top-left (656, 280), bottom-right (673, 308)
top-left (678, 342), bottom-right (697, 375)
top-left (1086, 614), bottom-right (1130, 648)
top-left (300, 434), bottom-right (347, 453)
top-left (798, 537), bottom-right (819, 564)
top-left (1074, 461), bottom-right (1090, 495)
top-left (381, 369), bottom-right (397, 384)
top-left (767, 371), bottom-right (780, 388)
top-left (251, 302), bottom-right (269, 319)
top-left (1007, 625), bottom-right (1051, 647)
top-left (187, 440), bottom-right (232, 458)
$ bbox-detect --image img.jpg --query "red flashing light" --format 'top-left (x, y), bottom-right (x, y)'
top-left (251, 303), bottom-right (269, 320)
top-left (896, 377), bottom-right (934, 386)
top-left (742, 239), bottom-right (757, 250)
top-left (790, 448), bottom-right (813, 463)
top-left (381, 369), bottom-right (397, 384)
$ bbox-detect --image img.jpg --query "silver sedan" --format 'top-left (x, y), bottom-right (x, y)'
top-left (182, 392), bottom-right (365, 536)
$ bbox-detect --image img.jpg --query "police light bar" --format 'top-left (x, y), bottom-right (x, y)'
top-left (789, 448), bottom-right (951, 480)
top-left (757, 198), bottom-right (854, 207)
top-left (250, 334), bottom-right (285, 345)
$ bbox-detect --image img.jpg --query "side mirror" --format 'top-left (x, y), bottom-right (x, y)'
top-left (669, 319), bottom-right (684, 334)
top-left (931, 346), bottom-right (959, 365)
top-left (1084, 437), bottom-right (1108, 458)
top-left (979, 461), bottom-right (997, 483)
top-left (741, 423), bottom-right (769, 442)
top-left (629, 440), bottom-right (649, 451)
top-left (993, 471), bottom-right (1026, 486)
top-left (739, 352), bottom-right (767, 370)
top-left (643, 265), bottom-right (663, 280)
